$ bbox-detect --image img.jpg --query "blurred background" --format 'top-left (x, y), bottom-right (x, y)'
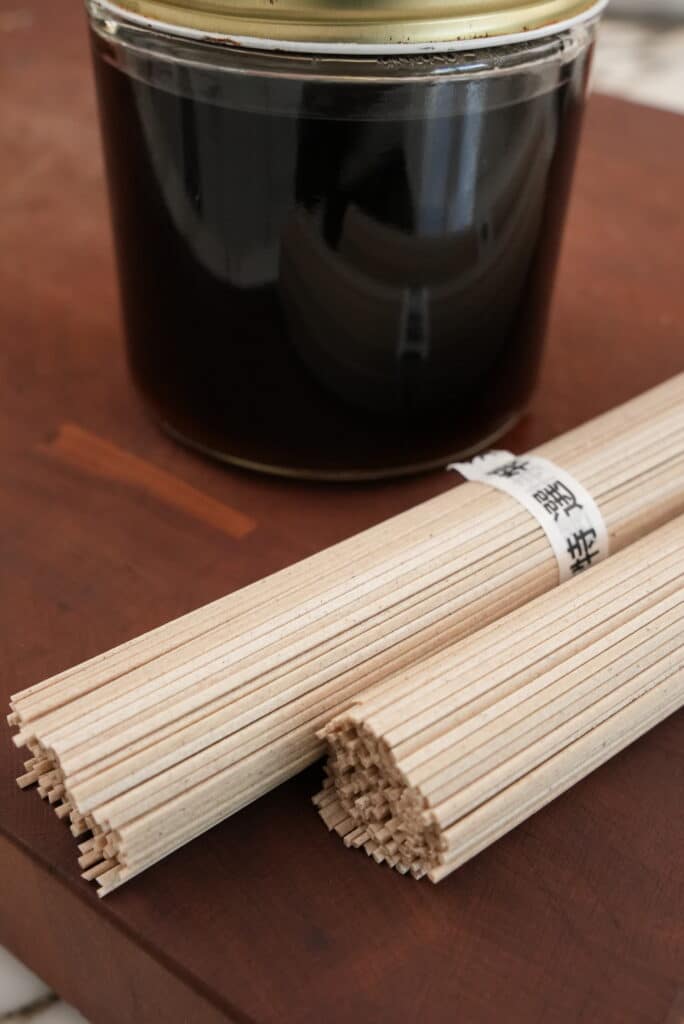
top-left (1, 1), bottom-right (683, 1023)
top-left (596, 0), bottom-right (684, 113)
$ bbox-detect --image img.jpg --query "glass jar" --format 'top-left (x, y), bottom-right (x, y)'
top-left (86, 0), bottom-right (603, 479)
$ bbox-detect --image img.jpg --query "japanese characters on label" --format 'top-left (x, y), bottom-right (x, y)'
top-left (532, 480), bottom-right (583, 521)
top-left (449, 451), bottom-right (609, 584)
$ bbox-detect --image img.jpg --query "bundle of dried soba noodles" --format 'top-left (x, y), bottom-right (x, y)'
top-left (8, 375), bottom-right (684, 895)
top-left (317, 515), bottom-right (684, 880)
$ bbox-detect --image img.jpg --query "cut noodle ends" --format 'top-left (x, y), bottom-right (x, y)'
top-left (317, 516), bottom-right (684, 881)
top-left (8, 374), bottom-right (684, 894)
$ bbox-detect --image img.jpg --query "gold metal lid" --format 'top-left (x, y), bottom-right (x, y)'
top-left (98, 0), bottom-right (606, 51)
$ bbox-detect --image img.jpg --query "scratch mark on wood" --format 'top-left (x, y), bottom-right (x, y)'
top-left (42, 424), bottom-right (256, 540)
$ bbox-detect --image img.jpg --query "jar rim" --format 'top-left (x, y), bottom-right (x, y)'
top-left (90, 0), bottom-right (607, 54)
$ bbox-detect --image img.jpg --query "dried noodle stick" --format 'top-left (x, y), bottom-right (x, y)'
top-left (318, 515), bottom-right (684, 880)
top-left (7, 374), bottom-right (684, 894)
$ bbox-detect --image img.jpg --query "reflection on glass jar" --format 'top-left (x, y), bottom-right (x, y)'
top-left (88, 5), bottom-right (597, 478)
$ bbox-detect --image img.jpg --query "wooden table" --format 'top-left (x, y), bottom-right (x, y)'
top-left (2, 5), bottom-right (683, 1022)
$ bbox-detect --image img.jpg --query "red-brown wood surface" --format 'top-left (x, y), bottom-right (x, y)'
top-left (1, 5), bottom-right (684, 1023)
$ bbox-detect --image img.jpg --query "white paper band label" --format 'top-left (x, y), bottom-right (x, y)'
top-left (449, 451), bottom-right (610, 584)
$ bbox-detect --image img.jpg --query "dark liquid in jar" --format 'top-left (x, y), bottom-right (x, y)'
top-left (92, 36), bottom-right (590, 477)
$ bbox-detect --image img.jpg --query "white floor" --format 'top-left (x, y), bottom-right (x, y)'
top-left (0, 948), bottom-right (85, 1024)
top-left (2, 14), bottom-right (683, 1024)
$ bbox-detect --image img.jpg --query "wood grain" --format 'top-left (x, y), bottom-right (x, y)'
top-left (1, 3), bottom-right (683, 1023)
